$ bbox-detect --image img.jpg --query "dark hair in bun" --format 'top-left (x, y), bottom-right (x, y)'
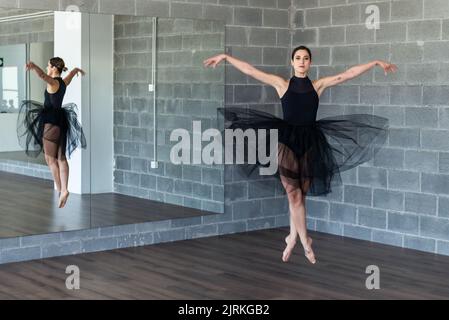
top-left (50, 57), bottom-right (67, 74)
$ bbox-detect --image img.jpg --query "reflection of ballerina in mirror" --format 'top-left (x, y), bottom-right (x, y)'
top-left (17, 57), bottom-right (87, 208)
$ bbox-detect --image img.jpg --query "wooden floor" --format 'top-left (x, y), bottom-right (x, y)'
top-left (0, 171), bottom-right (215, 238)
top-left (0, 228), bottom-right (448, 299)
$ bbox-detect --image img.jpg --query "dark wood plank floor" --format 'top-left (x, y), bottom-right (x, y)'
top-left (0, 228), bottom-right (448, 299)
top-left (0, 171), bottom-right (216, 238)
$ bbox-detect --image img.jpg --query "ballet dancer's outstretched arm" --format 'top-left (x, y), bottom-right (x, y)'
top-left (203, 53), bottom-right (287, 98)
top-left (63, 68), bottom-right (86, 86)
top-left (26, 61), bottom-right (59, 86)
top-left (314, 60), bottom-right (398, 96)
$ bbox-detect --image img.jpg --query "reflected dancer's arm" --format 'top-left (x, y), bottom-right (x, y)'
top-left (63, 68), bottom-right (86, 86)
top-left (26, 61), bottom-right (58, 86)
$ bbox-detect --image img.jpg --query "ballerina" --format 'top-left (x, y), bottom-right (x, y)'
top-left (17, 57), bottom-right (87, 208)
top-left (204, 46), bottom-right (396, 264)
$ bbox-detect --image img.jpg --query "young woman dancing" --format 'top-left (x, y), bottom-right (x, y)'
top-left (204, 46), bottom-right (396, 264)
top-left (18, 57), bottom-right (87, 208)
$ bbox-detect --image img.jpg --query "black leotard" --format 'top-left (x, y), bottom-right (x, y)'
top-left (281, 75), bottom-right (319, 125)
top-left (43, 77), bottom-right (66, 125)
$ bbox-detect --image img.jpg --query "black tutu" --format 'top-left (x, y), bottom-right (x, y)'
top-left (17, 100), bottom-right (87, 159)
top-left (218, 107), bottom-right (389, 196)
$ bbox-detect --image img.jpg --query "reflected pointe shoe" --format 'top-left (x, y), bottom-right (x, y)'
top-left (58, 191), bottom-right (69, 208)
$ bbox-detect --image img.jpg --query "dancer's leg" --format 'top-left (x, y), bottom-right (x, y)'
top-left (43, 124), bottom-right (61, 192)
top-left (44, 154), bottom-right (60, 192)
top-left (279, 144), bottom-right (315, 264)
top-left (280, 177), bottom-right (298, 262)
top-left (57, 147), bottom-right (69, 208)
top-left (281, 180), bottom-right (315, 263)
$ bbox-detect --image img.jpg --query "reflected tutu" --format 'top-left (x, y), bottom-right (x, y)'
top-left (17, 100), bottom-right (87, 159)
top-left (218, 107), bottom-right (389, 196)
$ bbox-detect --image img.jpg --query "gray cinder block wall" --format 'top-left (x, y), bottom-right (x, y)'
top-left (0, 8), bottom-right (53, 43)
top-left (113, 15), bottom-right (224, 213)
top-left (0, 0), bottom-right (448, 265)
top-left (293, 0), bottom-right (449, 255)
top-left (0, 160), bottom-right (52, 180)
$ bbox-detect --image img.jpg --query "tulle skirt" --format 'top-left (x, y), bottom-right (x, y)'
top-left (17, 100), bottom-right (87, 159)
top-left (218, 107), bottom-right (389, 196)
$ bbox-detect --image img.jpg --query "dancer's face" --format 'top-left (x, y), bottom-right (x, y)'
top-left (46, 61), bottom-right (57, 76)
top-left (291, 50), bottom-right (311, 75)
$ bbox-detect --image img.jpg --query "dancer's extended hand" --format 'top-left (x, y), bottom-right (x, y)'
top-left (25, 61), bottom-right (37, 71)
top-left (377, 60), bottom-right (398, 76)
top-left (203, 54), bottom-right (226, 68)
top-left (74, 68), bottom-right (86, 76)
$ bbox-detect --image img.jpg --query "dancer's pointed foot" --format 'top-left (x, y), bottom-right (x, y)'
top-left (302, 236), bottom-right (316, 264)
top-left (282, 234), bottom-right (297, 262)
top-left (58, 190), bottom-right (69, 208)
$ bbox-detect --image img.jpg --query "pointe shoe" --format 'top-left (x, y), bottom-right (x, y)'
top-left (303, 237), bottom-right (316, 264)
top-left (58, 191), bottom-right (69, 208)
top-left (282, 235), bottom-right (297, 262)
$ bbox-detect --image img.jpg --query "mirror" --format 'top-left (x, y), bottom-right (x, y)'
top-left (0, 7), bottom-right (225, 238)
top-left (0, 8), bottom-right (91, 237)
top-left (154, 17), bottom-right (225, 215)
